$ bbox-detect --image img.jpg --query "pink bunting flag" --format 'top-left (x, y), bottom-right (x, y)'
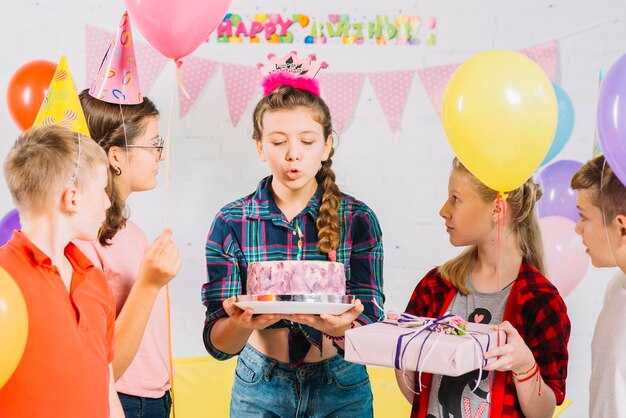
top-left (318, 73), bottom-right (365, 134)
top-left (222, 63), bottom-right (262, 127)
top-left (417, 41), bottom-right (559, 115)
top-left (368, 71), bottom-right (415, 132)
top-left (520, 40), bottom-right (558, 81)
top-left (85, 26), bottom-right (114, 89)
top-left (417, 64), bottom-right (460, 115)
top-left (178, 57), bottom-right (218, 117)
top-left (85, 25), bottom-right (167, 96)
top-left (134, 40), bottom-right (168, 95)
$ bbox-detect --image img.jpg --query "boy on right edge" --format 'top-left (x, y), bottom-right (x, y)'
top-left (572, 155), bottom-right (626, 418)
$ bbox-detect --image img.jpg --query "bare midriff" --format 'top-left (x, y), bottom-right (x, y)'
top-left (248, 328), bottom-right (338, 363)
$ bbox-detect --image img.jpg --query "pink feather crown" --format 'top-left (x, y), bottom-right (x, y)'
top-left (257, 51), bottom-right (328, 97)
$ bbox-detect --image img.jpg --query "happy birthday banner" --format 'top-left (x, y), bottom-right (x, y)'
top-left (212, 13), bottom-right (438, 46)
top-left (85, 26), bottom-right (558, 132)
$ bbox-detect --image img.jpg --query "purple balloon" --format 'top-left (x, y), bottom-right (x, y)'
top-left (598, 53), bottom-right (626, 186)
top-left (0, 209), bottom-right (21, 247)
top-left (537, 160), bottom-right (583, 222)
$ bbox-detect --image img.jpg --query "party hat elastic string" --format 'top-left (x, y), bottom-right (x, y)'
top-left (118, 104), bottom-right (134, 195)
top-left (600, 159), bottom-right (619, 267)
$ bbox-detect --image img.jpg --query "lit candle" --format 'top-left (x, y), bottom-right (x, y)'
top-left (296, 226), bottom-right (303, 261)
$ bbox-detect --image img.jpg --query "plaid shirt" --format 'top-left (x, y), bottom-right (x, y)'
top-left (202, 176), bottom-right (385, 367)
top-left (406, 262), bottom-right (570, 418)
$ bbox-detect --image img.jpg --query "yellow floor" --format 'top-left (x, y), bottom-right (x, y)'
top-left (171, 356), bottom-right (570, 417)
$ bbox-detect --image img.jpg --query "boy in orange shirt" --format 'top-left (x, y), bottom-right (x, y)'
top-left (0, 125), bottom-right (124, 417)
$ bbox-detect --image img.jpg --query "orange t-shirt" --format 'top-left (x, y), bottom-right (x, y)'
top-left (0, 231), bottom-right (116, 417)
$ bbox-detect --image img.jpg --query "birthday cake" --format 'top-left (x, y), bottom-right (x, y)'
top-left (247, 261), bottom-right (346, 296)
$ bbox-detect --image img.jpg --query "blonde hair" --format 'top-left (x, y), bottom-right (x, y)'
top-left (571, 155), bottom-right (626, 222)
top-left (4, 125), bottom-right (108, 214)
top-left (252, 85), bottom-right (340, 255)
top-left (439, 158), bottom-right (545, 294)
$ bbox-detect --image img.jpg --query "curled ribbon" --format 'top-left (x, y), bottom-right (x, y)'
top-left (391, 313), bottom-right (493, 395)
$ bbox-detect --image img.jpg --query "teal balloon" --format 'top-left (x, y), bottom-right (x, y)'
top-left (541, 83), bottom-right (575, 166)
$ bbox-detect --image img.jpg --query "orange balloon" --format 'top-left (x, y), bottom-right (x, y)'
top-left (6, 60), bottom-right (57, 131)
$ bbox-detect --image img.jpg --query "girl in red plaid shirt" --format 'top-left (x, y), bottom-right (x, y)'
top-left (396, 158), bottom-right (570, 418)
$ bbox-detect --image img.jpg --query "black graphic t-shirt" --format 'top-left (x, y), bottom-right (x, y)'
top-left (426, 277), bottom-right (513, 418)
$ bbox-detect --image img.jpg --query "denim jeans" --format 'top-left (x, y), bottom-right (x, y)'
top-left (118, 390), bottom-right (172, 418)
top-left (231, 344), bottom-right (373, 418)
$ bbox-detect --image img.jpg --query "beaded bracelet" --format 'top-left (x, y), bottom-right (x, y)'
top-left (323, 322), bottom-right (356, 342)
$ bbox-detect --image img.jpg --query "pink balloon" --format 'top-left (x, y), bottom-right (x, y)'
top-left (539, 216), bottom-right (589, 298)
top-left (124, 0), bottom-right (232, 60)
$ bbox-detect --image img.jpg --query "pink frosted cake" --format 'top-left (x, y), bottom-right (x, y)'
top-left (247, 261), bottom-right (346, 295)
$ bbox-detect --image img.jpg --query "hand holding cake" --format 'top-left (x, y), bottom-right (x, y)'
top-left (287, 298), bottom-right (364, 339)
top-left (222, 296), bottom-right (285, 331)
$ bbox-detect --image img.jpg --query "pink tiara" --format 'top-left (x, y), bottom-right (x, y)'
top-left (257, 51), bottom-right (328, 97)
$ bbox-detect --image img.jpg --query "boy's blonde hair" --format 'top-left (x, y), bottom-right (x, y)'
top-left (571, 155), bottom-right (626, 222)
top-left (4, 125), bottom-right (108, 214)
top-left (439, 158), bottom-right (545, 294)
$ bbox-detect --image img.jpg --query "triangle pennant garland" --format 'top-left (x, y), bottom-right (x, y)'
top-left (134, 41), bottom-right (169, 95)
top-left (319, 73), bottom-right (366, 134)
top-left (369, 71), bottom-right (415, 132)
top-left (521, 40), bottom-right (559, 81)
top-left (222, 63), bottom-right (262, 127)
top-left (178, 57), bottom-right (218, 117)
top-left (85, 26), bottom-right (114, 89)
top-left (84, 25), bottom-right (560, 133)
top-left (417, 64), bottom-right (460, 115)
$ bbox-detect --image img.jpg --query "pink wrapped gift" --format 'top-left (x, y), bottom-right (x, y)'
top-left (345, 316), bottom-right (506, 377)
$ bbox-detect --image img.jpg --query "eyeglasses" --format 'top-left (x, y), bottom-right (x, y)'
top-left (125, 136), bottom-right (165, 160)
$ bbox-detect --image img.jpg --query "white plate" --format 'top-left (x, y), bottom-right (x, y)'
top-left (234, 301), bottom-right (353, 315)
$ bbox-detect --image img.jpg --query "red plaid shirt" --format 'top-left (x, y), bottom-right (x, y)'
top-left (405, 262), bottom-right (570, 418)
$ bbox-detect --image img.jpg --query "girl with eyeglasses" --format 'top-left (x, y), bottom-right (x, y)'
top-left (74, 89), bottom-right (182, 418)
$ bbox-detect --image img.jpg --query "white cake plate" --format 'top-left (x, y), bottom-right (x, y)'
top-left (235, 294), bottom-right (355, 315)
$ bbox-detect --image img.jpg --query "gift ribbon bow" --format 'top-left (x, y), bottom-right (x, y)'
top-left (391, 313), bottom-right (493, 394)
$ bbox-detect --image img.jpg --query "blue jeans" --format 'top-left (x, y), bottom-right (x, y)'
top-left (118, 390), bottom-right (172, 418)
top-left (231, 344), bottom-right (373, 418)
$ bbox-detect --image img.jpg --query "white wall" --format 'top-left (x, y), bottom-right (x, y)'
top-left (2, 1), bottom-right (625, 416)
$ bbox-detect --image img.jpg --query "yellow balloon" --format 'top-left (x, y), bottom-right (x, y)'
top-left (0, 267), bottom-right (28, 389)
top-left (442, 50), bottom-right (557, 192)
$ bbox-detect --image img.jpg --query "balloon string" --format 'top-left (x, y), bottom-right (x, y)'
top-left (488, 192), bottom-right (506, 400)
top-left (166, 284), bottom-right (176, 418)
top-left (164, 69), bottom-right (175, 418)
top-left (164, 77), bottom-right (174, 226)
top-left (174, 59), bottom-right (191, 100)
top-left (496, 192), bottom-right (503, 346)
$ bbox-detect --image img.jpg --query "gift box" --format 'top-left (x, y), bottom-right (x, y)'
top-left (344, 317), bottom-right (506, 377)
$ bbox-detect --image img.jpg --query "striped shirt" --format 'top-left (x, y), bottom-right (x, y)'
top-left (202, 176), bottom-right (385, 366)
